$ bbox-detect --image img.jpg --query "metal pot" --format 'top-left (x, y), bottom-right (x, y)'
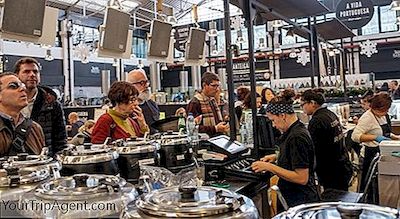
top-left (57, 143), bottom-right (119, 176)
top-left (0, 153), bottom-right (61, 217)
top-left (273, 202), bottom-right (400, 219)
top-left (122, 186), bottom-right (259, 219)
top-left (157, 137), bottom-right (195, 174)
top-left (20, 174), bottom-right (138, 218)
top-left (113, 138), bottom-right (158, 184)
top-left (0, 153), bottom-right (61, 201)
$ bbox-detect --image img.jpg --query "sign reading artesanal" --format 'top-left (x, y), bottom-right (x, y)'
top-left (336, 0), bottom-right (374, 29)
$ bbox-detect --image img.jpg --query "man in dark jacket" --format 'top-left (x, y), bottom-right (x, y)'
top-left (301, 89), bottom-right (353, 191)
top-left (127, 69), bottom-right (160, 134)
top-left (14, 57), bottom-right (67, 156)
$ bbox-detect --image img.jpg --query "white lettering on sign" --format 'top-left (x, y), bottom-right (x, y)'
top-left (232, 62), bottom-right (249, 70)
top-left (90, 66), bottom-right (100, 74)
top-left (77, 111), bottom-right (88, 117)
top-left (340, 1), bottom-right (370, 19)
top-left (393, 50), bottom-right (400, 59)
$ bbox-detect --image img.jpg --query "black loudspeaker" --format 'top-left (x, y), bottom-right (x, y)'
top-left (101, 7), bottom-right (130, 52)
top-left (2, 0), bottom-right (46, 37)
top-left (148, 19), bottom-right (172, 58)
top-left (186, 28), bottom-right (206, 61)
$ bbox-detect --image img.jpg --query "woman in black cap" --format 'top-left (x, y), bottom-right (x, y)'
top-left (251, 90), bottom-right (319, 209)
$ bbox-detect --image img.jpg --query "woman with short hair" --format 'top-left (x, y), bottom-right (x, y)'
top-left (91, 81), bottom-right (149, 144)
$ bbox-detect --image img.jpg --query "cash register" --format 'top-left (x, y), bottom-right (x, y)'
top-left (199, 135), bottom-right (270, 182)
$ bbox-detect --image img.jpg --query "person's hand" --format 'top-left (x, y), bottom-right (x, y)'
top-left (194, 115), bottom-right (202, 125)
top-left (66, 125), bottom-right (72, 131)
top-left (260, 154), bottom-right (277, 163)
top-left (215, 122), bottom-right (229, 133)
top-left (132, 106), bottom-right (145, 122)
top-left (391, 134), bottom-right (400, 140)
top-left (251, 161), bottom-right (274, 173)
top-left (375, 135), bottom-right (390, 143)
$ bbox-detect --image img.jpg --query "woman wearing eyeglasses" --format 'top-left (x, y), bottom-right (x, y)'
top-left (251, 90), bottom-right (319, 209)
top-left (351, 92), bottom-right (400, 191)
top-left (91, 81), bottom-right (149, 144)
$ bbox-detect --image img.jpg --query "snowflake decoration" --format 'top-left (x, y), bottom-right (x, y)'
top-left (231, 16), bottom-right (244, 31)
top-left (360, 40), bottom-right (378, 58)
top-left (296, 48), bottom-right (310, 66)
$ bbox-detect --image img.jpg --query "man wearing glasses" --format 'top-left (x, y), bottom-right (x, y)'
top-left (187, 72), bottom-right (229, 136)
top-left (127, 69), bottom-right (160, 134)
top-left (14, 57), bottom-right (67, 156)
top-left (0, 72), bottom-right (45, 156)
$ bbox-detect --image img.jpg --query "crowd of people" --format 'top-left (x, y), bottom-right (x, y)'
top-left (1, 57), bottom-right (398, 212)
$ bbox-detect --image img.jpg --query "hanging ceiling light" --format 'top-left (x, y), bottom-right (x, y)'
top-left (208, 20), bottom-right (218, 37)
top-left (167, 16), bottom-right (177, 25)
top-left (161, 63), bottom-right (168, 71)
top-left (334, 48), bottom-right (341, 54)
top-left (236, 30), bottom-right (245, 44)
top-left (138, 59), bottom-right (144, 69)
top-left (202, 61), bottom-right (209, 67)
top-left (272, 20), bottom-right (284, 28)
top-left (112, 58), bottom-right (118, 67)
top-left (286, 27), bottom-right (295, 40)
top-left (258, 38), bottom-right (266, 49)
top-left (44, 49), bottom-right (54, 61)
top-left (81, 56), bottom-right (89, 64)
top-left (320, 42), bottom-right (328, 50)
top-left (273, 48), bottom-right (282, 54)
top-left (289, 48), bottom-right (297, 58)
top-left (211, 50), bottom-right (219, 56)
top-left (328, 50), bottom-right (335, 57)
top-left (390, 0), bottom-right (400, 10)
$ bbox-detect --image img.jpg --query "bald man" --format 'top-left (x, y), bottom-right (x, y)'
top-left (67, 112), bottom-right (84, 137)
top-left (127, 69), bottom-right (160, 134)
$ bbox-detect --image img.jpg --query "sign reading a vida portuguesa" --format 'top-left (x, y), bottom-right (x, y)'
top-left (336, 0), bottom-right (374, 29)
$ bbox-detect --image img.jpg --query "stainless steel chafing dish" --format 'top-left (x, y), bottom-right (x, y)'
top-left (273, 202), bottom-right (400, 219)
top-left (122, 186), bottom-right (259, 219)
top-left (20, 174), bottom-right (138, 218)
top-left (112, 138), bottom-right (159, 184)
top-left (57, 143), bottom-right (119, 176)
top-left (0, 152), bottom-right (61, 217)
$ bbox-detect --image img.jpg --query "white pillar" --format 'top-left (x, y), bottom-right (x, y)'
top-left (60, 20), bottom-right (74, 103)
top-left (180, 70), bottom-right (189, 92)
top-left (150, 62), bottom-right (161, 92)
top-left (191, 66), bottom-right (202, 90)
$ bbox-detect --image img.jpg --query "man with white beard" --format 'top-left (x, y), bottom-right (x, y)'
top-left (127, 69), bottom-right (160, 134)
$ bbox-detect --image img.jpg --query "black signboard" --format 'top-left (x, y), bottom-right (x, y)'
top-left (336, 0), bottom-right (374, 29)
top-left (231, 60), bottom-right (269, 84)
top-left (359, 43), bottom-right (400, 80)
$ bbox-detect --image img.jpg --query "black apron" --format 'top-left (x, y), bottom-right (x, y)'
top-left (360, 115), bottom-right (391, 192)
